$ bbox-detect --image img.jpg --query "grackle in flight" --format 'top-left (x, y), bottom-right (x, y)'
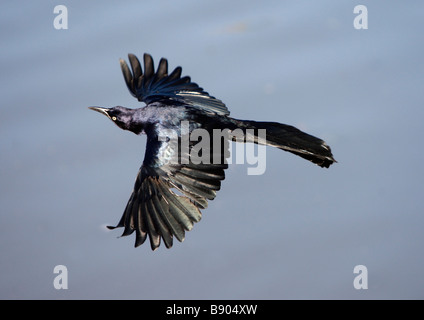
top-left (89, 53), bottom-right (336, 250)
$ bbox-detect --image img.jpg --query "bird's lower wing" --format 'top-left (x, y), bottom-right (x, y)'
top-left (107, 134), bottom-right (228, 250)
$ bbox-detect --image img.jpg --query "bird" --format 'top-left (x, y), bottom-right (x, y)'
top-left (89, 53), bottom-right (336, 250)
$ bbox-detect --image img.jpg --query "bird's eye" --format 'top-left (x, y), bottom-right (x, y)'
top-left (111, 116), bottom-right (117, 121)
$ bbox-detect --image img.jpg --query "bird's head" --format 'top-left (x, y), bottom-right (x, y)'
top-left (88, 106), bottom-right (142, 134)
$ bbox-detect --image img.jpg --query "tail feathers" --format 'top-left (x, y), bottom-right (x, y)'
top-left (234, 120), bottom-right (336, 168)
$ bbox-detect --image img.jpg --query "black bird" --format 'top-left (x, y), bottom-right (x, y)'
top-left (89, 53), bottom-right (336, 250)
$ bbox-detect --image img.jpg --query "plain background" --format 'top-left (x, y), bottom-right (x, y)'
top-left (1, 0), bottom-right (423, 299)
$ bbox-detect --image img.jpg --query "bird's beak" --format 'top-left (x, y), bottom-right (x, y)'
top-left (88, 106), bottom-right (111, 119)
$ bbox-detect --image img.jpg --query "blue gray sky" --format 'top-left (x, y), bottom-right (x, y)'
top-left (1, 0), bottom-right (423, 299)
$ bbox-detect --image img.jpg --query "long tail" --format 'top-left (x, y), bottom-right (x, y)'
top-left (230, 119), bottom-right (336, 168)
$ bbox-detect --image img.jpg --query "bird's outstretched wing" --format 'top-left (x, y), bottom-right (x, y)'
top-left (120, 53), bottom-right (230, 116)
top-left (107, 130), bottom-right (229, 250)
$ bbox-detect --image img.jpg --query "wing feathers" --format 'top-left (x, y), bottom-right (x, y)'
top-left (108, 162), bottom-right (224, 250)
top-left (134, 191), bottom-right (147, 247)
top-left (120, 53), bottom-right (229, 115)
top-left (128, 54), bottom-right (142, 83)
top-left (155, 180), bottom-right (196, 231)
top-left (143, 53), bottom-right (154, 79)
top-left (143, 200), bottom-right (161, 250)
